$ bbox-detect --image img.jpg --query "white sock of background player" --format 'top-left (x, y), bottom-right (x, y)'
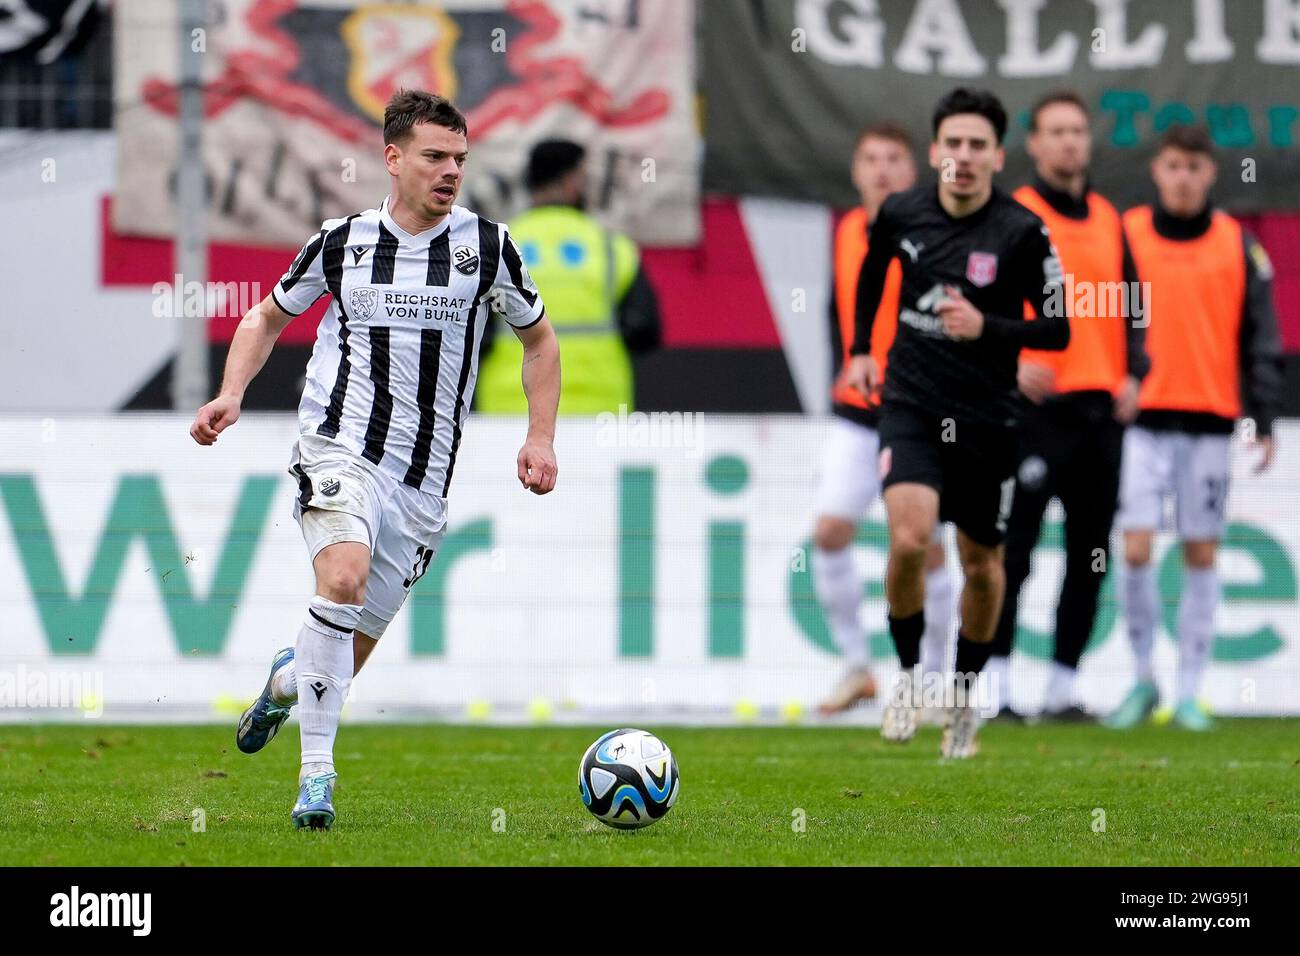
top-left (920, 564), bottom-right (953, 680)
top-left (1122, 560), bottom-right (1159, 685)
top-left (813, 546), bottom-right (869, 669)
top-left (1176, 567), bottom-right (1218, 705)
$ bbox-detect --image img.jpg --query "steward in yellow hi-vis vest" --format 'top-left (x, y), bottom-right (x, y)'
top-left (476, 140), bottom-right (661, 414)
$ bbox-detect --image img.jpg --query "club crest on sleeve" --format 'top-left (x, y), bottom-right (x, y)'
top-left (318, 477), bottom-right (341, 497)
top-left (966, 251), bottom-right (998, 287)
top-left (453, 244), bottom-right (479, 276)
top-left (349, 287), bottom-right (378, 320)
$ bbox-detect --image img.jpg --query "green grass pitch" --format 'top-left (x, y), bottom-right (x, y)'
top-left (1, 721), bottom-right (1296, 866)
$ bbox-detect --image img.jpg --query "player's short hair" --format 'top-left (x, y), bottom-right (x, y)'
top-left (383, 89), bottom-right (468, 146)
top-left (855, 121), bottom-right (914, 151)
top-left (1155, 124), bottom-right (1215, 159)
top-left (932, 88), bottom-right (1008, 144)
top-left (526, 139), bottom-right (587, 191)
top-left (1028, 90), bottom-right (1090, 131)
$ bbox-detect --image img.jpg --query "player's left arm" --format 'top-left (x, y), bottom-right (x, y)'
top-left (513, 316), bottom-right (560, 494)
top-left (1120, 232), bottom-right (1151, 382)
top-left (492, 226), bottom-right (559, 494)
top-left (1112, 231), bottom-right (1150, 423)
top-left (943, 223), bottom-right (1069, 348)
top-left (843, 197), bottom-right (899, 396)
top-left (1238, 231), bottom-right (1284, 472)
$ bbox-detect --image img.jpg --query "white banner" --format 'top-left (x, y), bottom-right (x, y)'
top-left (1, 415), bottom-right (1297, 722)
top-left (113, 0), bottom-right (700, 247)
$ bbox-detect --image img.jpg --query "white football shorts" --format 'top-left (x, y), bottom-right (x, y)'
top-left (1117, 426), bottom-right (1231, 541)
top-left (288, 432), bottom-right (447, 639)
top-left (814, 416), bottom-right (883, 521)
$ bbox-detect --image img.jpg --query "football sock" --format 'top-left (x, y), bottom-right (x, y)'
top-left (984, 654), bottom-right (1010, 712)
top-left (920, 564), bottom-right (954, 677)
top-left (297, 595), bottom-right (361, 778)
top-left (271, 660), bottom-right (298, 706)
top-left (814, 546), bottom-right (869, 668)
top-left (1122, 562), bottom-right (1158, 684)
top-left (953, 632), bottom-right (993, 699)
top-left (888, 610), bottom-right (925, 670)
top-left (1177, 567), bottom-right (1218, 705)
top-left (1044, 661), bottom-right (1077, 712)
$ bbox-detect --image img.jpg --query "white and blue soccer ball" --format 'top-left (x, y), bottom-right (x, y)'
top-left (579, 728), bottom-right (679, 830)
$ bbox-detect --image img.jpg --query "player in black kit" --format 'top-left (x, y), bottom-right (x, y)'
top-left (841, 89), bottom-right (1069, 758)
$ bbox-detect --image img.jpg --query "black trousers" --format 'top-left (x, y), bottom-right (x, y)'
top-left (991, 393), bottom-right (1124, 669)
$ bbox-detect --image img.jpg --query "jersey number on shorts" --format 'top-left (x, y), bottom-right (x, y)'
top-left (1203, 476), bottom-right (1228, 518)
top-left (995, 477), bottom-right (1017, 534)
top-left (404, 545), bottom-right (435, 590)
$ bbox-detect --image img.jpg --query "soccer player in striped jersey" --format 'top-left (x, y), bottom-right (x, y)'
top-left (814, 123), bottom-right (955, 724)
top-left (1107, 125), bottom-right (1282, 732)
top-left (189, 90), bottom-right (560, 828)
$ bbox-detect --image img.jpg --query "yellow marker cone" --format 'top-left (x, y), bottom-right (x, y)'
top-left (528, 697), bottom-right (554, 724)
top-left (212, 694), bottom-right (248, 718)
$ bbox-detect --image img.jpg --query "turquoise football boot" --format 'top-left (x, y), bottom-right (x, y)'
top-left (1171, 698), bottom-right (1215, 731)
top-left (292, 771), bottom-right (338, 830)
top-left (1102, 680), bottom-right (1159, 729)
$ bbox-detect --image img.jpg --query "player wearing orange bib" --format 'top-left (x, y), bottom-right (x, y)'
top-left (1107, 125), bottom-right (1283, 732)
top-left (985, 91), bottom-right (1149, 722)
top-left (813, 123), bottom-right (954, 720)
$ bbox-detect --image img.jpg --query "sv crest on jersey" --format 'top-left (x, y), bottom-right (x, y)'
top-left (453, 244), bottom-right (479, 276)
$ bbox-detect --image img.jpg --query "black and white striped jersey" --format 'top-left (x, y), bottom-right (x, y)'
top-left (273, 198), bottom-right (544, 496)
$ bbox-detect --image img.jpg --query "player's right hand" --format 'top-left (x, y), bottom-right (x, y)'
top-left (839, 354), bottom-right (880, 402)
top-left (1249, 433), bottom-right (1275, 475)
top-left (1113, 375), bottom-right (1141, 424)
top-left (190, 395), bottom-right (241, 445)
top-left (1017, 361), bottom-right (1056, 405)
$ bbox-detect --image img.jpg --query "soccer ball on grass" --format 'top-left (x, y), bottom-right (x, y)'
top-left (579, 728), bottom-right (679, 830)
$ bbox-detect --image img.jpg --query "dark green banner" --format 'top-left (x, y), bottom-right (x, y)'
top-left (702, 0), bottom-right (1300, 211)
